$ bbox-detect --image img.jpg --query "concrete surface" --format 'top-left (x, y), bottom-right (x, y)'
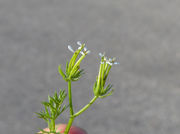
top-left (1, 0), bottom-right (180, 134)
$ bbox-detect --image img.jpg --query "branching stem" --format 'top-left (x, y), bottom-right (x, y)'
top-left (64, 95), bottom-right (98, 134)
top-left (73, 96), bottom-right (98, 117)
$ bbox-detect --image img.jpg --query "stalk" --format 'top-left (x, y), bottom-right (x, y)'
top-left (51, 119), bottom-right (55, 132)
top-left (64, 117), bottom-right (74, 134)
top-left (68, 81), bottom-right (74, 115)
top-left (64, 93), bottom-right (98, 134)
top-left (73, 96), bottom-right (98, 117)
top-left (64, 81), bottom-right (74, 134)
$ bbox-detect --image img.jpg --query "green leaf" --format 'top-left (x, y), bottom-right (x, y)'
top-left (100, 84), bottom-right (113, 96)
top-left (36, 89), bottom-right (67, 133)
top-left (58, 65), bottom-right (66, 80)
top-left (42, 102), bottom-right (50, 107)
top-left (70, 69), bottom-right (85, 82)
top-left (99, 88), bottom-right (114, 99)
top-left (66, 61), bottom-right (69, 75)
top-left (44, 106), bottom-right (50, 117)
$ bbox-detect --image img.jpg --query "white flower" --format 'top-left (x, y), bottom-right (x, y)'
top-left (106, 58), bottom-right (119, 66)
top-left (77, 41), bottom-right (91, 55)
top-left (77, 41), bottom-right (82, 46)
top-left (99, 53), bottom-right (104, 57)
top-left (68, 41), bottom-right (90, 55)
top-left (99, 53), bottom-right (119, 66)
top-left (68, 45), bottom-right (75, 53)
top-left (113, 62), bottom-right (120, 65)
top-left (106, 60), bottom-right (113, 66)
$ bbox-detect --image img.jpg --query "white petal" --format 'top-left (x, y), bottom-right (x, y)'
top-left (104, 57), bottom-right (107, 61)
top-left (114, 62), bottom-right (119, 65)
top-left (86, 50), bottom-right (91, 54)
top-left (84, 47), bottom-right (87, 51)
top-left (80, 51), bottom-right (85, 55)
top-left (106, 61), bottom-right (113, 66)
top-left (77, 41), bottom-right (82, 46)
top-left (68, 45), bottom-right (74, 53)
top-left (99, 53), bottom-right (104, 57)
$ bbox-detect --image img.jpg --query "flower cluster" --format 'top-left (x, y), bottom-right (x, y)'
top-left (68, 41), bottom-right (90, 55)
top-left (99, 53), bottom-right (119, 66)
top-left (59, 42), bottom-right (118, 95)
top-left (59, 42), bottom-right (91, 81)
top-left (93, 53), bottom-right (119, 98)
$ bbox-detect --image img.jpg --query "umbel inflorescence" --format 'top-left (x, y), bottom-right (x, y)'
top-left (36, 42), bottom-right (118, 134)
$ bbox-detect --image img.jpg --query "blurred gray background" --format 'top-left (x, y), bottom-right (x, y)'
top-left (1, 0), bottom-right (180, 134)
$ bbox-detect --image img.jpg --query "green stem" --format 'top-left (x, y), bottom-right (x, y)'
top-left (64, 96), bottom-right (98, 134)
top-left (48, 120), bottom-right (50, 130)
top-left (64, 81), bottom-right (74, 134)
top-left (51, 119), bottom-right (55, 132)
top-left (73, 96), bottom-right (98, 117)
top-left (68, 81), bottom-right (74, 115)
top-left (64, 117), bottom-right (74, 134)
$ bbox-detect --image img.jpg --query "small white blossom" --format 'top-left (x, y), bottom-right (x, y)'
top-left (100, 61), bottom-right (105, 64)
top-left (80, 51), bottom-right (84, 55)
top-left (68, 45), bottom-right (75, 53)
top-left (99, 53), bottom-right (104, 57)
top-left (106, 58), bottom-right (119, 66)
top-left (86, 50), bottom-right (91, 54)
top-left (77, 41), bottom-right (90, 55)
top-left (109, 58), bottom-right (112, 62)
top-left (99, 53), bottom-right (119, 66)
top-left (106, 60), bottom-right (113, 66)
top-left (68, 41), bottom-right (91, 55)
top-left (77, 41), bottom-right (82, 46)
top-left (114, 62), bottom-right (119, 65)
